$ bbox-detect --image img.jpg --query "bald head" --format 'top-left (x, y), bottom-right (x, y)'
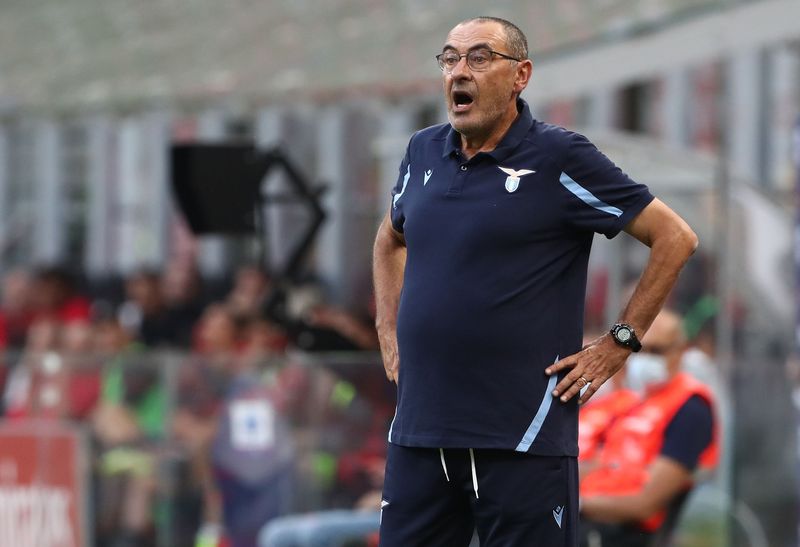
top-left (455, 16), bottom-right (528, 60)
top-left (641, 309), bottom-right (686, 374)
top-left (643, 310), bottom-right (685, 347)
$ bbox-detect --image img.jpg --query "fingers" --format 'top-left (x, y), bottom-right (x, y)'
top-left (386, 361), bottom-right (399, 383)
top-left (545, 355), bottom-right (576, 376)
top-left (377, 331), bottom-right (399, 384)
top-left (381, 350), bottom-right (399, 383)
top-left (578, 377), bottom-right (606, 405)
top-left (554, 369), bottom-right (601, 404)
top-left (546, 353), bottom-right (584, 401)
top-left (547, 339), bottom-right (627, 404)
top-left (382, 354), bottom-right (398, 383)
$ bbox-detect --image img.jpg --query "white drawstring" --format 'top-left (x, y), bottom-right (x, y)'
top-left (469, 448), bottom-right (479, 499)
top-left (439, 448), bottom-right (450, 482)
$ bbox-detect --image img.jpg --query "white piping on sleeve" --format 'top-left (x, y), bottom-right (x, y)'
top-left (439, 448), bottom-right (450, 482)
top-left (469, 448), bottom-right (479, 499)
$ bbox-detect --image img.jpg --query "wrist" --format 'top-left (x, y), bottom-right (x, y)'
top-left (609, 323), bottom-right (642, 352)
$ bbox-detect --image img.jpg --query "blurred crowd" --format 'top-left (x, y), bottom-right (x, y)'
top-left (0, 263), bottom-right (728, 547)
top-left (255, 307), bottom-right (726, 547)
top-left (577, 309), bottom-right (723, 546)
top-left (0, 263), bottom-right (390, 547)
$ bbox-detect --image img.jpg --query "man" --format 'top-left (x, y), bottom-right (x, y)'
top-left (372, 16), bottom-right (698, 546)
top-left (580, 309), bottom-right (717, 546)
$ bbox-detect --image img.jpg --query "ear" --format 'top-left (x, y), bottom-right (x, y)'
top-left (513, 59), bottom-right (533, 94)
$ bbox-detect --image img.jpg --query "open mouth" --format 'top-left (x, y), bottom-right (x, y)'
top-left (452, 90), bottom-right (474, 111)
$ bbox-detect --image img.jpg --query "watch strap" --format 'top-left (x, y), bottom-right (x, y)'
top-left (610, 323), bottom-right (642, 352)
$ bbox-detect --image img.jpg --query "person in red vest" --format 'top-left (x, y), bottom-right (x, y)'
top-left (577, 368), bottom-right (640, 471)
top-left (579, 309), bottom-right (718, 547)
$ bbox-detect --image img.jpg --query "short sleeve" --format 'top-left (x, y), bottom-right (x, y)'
top-left (561, 132), bottom-right (654, 238)
top-left (390, 141), bottom-right (412, 233)
top-left (660, 395), bottom-right (713, 471)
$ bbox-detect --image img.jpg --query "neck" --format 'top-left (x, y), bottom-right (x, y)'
top-left (459, 103), bottom-right (519, 159)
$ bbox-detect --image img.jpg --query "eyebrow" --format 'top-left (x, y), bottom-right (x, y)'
top-left (441, 42), bottom-right (492, 53)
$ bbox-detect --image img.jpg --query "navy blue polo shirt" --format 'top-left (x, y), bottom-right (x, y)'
top-left (388, 99), bottom-right (654, 456)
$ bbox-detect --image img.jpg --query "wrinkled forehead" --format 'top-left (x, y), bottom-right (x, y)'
top-left (443, 21), bottom-right (507, 52)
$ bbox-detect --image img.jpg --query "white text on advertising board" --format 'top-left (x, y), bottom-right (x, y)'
top-left (0, 485), bottom-right (75, 547)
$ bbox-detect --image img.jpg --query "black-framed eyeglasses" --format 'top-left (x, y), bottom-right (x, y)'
top-left (435, 48), bottom-right (521, 73)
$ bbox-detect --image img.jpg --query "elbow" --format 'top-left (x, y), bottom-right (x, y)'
top-left (646, 213), bottom-right (698, 260)
top-left (667, 220), bottom-right (698, 260)
top-left (652, 223), bottom-right (697, 263)
top-left (683, 225), bottom-right (699, 257)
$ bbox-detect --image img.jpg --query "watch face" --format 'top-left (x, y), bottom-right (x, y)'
top-left (617, 327), bottom-right (632, 342)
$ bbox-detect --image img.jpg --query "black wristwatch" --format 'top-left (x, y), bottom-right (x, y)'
top-left (610, 323), bottom-right (642, 352)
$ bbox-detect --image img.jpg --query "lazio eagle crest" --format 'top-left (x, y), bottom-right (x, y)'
top-left (498, 166), bottom-right (536, 193)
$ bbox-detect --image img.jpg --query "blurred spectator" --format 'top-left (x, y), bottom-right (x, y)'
top-left (681, 343), bottom-right (725, 407)
top-left (91, 317), bottom-right (164, 547)
top-left (226, 265), bottom-right (272, 324)
top-left (59, 318), bottom-right (102, 420)
top-left (177, 305), bottom-right (322, 547)
top-left (238, 319), bottom-right (289, 372)
top-left (578, 364), bottom-right (640, 472)
top-left (258, 494), bottom-right (381, 547)
top-left (579, 310), bottom-right (719, 546)
top-left (0, 268), bottom-right (34, 351)
top-left (3, 316), bottom-right (101, 421)
top-left (302, 304), bottom-right (379, 351)
top-left (211, 363), bottom-right (297, 547)
top-left (2, 318), bottom-right (60, 418)
top-left (92, 317), bottom-right (166, 443)
top-left (679, 296), bottom-right (728, 405)
top-left (173, 304), bottom-right (242, 546)
top-left (256, 382), bottom-right (385, 547)
top-left (163, 260), bottom-right (205, 346)
top-left (682, 294), bottom-right (718, 358)
top-left (119, 270), bottom-right (181, 347)
top-left (30, 266), bottom-right (91, 323)
top-left (0, 269), bottom-right (34, 407)
top-left (578, 329), bottom-right (641, 468)
top-left (193, 304), bottom-right (241, 360)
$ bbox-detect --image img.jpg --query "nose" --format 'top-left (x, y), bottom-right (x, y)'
top-left (449, 56), bottom-right (472, 80)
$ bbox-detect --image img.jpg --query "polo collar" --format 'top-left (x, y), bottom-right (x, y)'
top-left (442, 98), bottom-right (534, 162)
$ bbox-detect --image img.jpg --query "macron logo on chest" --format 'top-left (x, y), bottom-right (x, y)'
top-left (498, 166), bottom-right (536, 193)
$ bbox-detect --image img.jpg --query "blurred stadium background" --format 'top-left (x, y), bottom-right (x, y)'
top-left (0, 0), bottom-right (798, 546)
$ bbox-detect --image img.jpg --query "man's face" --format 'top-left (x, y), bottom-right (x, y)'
top-left (441, 21), bottom-right (523, 138)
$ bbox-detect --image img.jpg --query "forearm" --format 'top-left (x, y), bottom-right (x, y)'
top-left (620, 203), bottom-right (698, 334)
top-left (339, 319), bottom-right (380, 349)
top-left (581, 457), bottom-right (692, 524)
top-left (372, 216), bottom-right (406, 333)
top-left (581, 493), bottom-right (656, 524)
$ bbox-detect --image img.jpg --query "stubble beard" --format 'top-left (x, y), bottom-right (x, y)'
top-left (448, 101), bottom-right (507, 143)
